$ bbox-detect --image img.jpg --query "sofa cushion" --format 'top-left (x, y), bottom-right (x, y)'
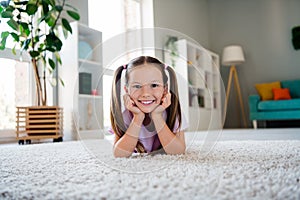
top-left (255, 81), bottom-right (281, 100)
top-left (258, 98), bottom-right (300, 111)
top-left (281, 79), bottom-right (300, 98)
top-left (272, 88), bottom-right (291, 100)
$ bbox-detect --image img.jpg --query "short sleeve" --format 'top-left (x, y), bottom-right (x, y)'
top-left (173, 112), bottom-right (189, 132)
top-left (108, 127), bottom-right (114, 134)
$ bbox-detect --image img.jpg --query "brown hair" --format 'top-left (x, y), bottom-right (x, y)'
top-left (110, 56), bottom-right (182, 153)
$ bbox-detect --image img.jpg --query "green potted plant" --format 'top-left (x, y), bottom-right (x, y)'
top-left (165, 36), bottom-right (178, 67)
top-left (0, 0), bottom-right (80, 144)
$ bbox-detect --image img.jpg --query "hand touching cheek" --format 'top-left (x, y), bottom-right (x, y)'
top-left (152, 93), bottom-right (171, 116)
top-left (123, 94), bottom-right (145, 120)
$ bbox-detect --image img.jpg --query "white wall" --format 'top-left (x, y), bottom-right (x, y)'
top-left (152, 0), bottom-right (210, 61)
top-left (153, 0), bottom-right (210, 47)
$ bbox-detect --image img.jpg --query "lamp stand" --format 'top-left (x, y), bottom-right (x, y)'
top-left (224, 65), bottom-right (247, 128)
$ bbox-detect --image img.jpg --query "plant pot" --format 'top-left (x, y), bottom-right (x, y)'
top-left (16, 106), bottom-right (63, 144)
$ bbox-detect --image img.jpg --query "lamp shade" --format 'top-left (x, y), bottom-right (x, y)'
top-left (222, 45), bottom-right (245, 66)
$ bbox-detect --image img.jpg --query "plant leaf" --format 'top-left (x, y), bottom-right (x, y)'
top-left (21, 38), bottom-right (31, 51)
top-left (61, 18), bottom-right (72, 33)
top-left (26, 4), bottom-right (38, 15)
top-left (5, 5), bottom-right (15, 12)
top-left (45, 10), bottom-right (58, 27)
top-left (46, 47), bottom-right (56, 52)
top-left (7, 18), bottom-right (19, 31)
top-left (41, 1), bottom-right (49, 15)
top-left (1, 31), bottom-right (9, 38)
top-left (54, 51), bottom-right (62, 65)
top-left (55, 5), bottom-right (62, 12)
top-left (0, 32), bottom-right (9, 49)
top-left (10, 32), bottom-right (19, 42)
top-left (0, 38), bottom-right (7, 50)
top-left (59, 77), bottom-right (65, 87)
top-left (1, 11), bottom-right (13, 18)
top-left (48, 58), bottom-right (56, 70)
top-left (12, 45), bottom-right (17, 55)
top-left (43, 0), bottom-right (55, 7)
top-left (66, 10), bottom-right (80, 20)
top-left (29, 50), bottom-right (40, 57)
top-left (49, 77), bottom-right (57, 87)
top-left (0, 31), bottom-right (9, 49)
top-left (19, 22), bottom-right (30, 37)
top-left (45, 32), bottom-right (62, 51)
top-left (59, 26), bottom-right (67, 39)
top-left (14, 1), bottom-right (28, 6)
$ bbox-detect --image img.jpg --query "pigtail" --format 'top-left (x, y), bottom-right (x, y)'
top-left (166, 66), bottom-right (182, 132)
top-left (110, 66), bottom-right (126, 139)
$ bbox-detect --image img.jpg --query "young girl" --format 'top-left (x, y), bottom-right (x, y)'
top-left (110, 56), bottom-right (188, 157)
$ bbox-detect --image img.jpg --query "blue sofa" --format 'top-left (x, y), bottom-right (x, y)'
top-left (249, 79), bottom-right (300, 128)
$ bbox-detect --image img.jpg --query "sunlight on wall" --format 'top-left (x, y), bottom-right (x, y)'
top-left (88, 0), bottom-right (124, 42)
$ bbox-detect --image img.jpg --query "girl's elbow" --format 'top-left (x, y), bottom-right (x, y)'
top-left (176, 146), bottom-right (186, 155)
top-left (113, 153), bottom-right (130, 158)
top-left (113, 147), bottom-right (132, 158)
top-left (176, 142), bottom-right (186, 154)
top-left (166, 144), bottom-right (186, 155)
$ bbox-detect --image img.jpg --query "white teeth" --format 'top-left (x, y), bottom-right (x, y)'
top-left (140, 100), bottom-right (153, 105)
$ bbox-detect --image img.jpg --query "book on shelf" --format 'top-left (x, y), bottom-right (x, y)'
top-left (79, 72), bottom-right (92, 95)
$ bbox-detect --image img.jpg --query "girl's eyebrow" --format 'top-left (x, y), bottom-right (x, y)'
top-left (129, 81), bottom-right (142, 84)
top-left (130, 80), bottom-right (163, 84)
top-left (151, 80), bottom-right (163, 83)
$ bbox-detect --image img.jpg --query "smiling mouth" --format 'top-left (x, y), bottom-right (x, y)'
top-left (138, 100), bottom-right (155, 105)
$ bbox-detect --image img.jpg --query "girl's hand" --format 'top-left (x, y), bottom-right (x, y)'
top-left (123, 94), bottom-right (145, 119)
top-left (152, 93), bottom-right (171, 116)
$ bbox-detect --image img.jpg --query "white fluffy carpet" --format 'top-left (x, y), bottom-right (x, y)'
top-left (0, 138), bottom-right (300, 199)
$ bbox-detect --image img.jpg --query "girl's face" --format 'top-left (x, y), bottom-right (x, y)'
top-left (125, 64), bottom-right (167, 113)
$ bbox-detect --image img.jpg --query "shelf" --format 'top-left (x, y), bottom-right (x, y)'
top-left (78, 23), bottom-right (100, 36)
top-left (78, 94), bottom-right (103, 99)
top-left (164, 39), bottom-right (222, 131)
top-left (79, 59), bottom-right (101, 67)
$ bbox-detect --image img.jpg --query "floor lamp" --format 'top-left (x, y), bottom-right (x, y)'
top-left (222, 45), bottom-right (247, 128)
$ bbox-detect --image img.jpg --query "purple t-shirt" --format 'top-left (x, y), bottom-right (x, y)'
top-left (110, 110), bottom-right (188, 153)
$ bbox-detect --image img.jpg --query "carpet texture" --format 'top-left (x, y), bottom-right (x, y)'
top-left (0, 139), bottom-right (299, 199)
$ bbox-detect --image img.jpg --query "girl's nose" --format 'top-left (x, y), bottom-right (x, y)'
top-left (141, 85), bottom-right (151, 96)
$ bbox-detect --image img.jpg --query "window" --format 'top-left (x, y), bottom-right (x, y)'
top-left (1, 14), bottom-right (32, 136)
top-left (0, 58), bottom-right (31, 131)
top-left (88, 0), bottom-right (154, 128)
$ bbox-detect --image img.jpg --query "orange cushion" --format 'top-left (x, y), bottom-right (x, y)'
top-left (272, 88), bottom-right (291, 100)
top-left (255, 81), bottom-right (281, 100)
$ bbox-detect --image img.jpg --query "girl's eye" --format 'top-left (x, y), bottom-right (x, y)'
top-left (132, 85), bottom-right (142, 89)
top-left (150, 83), bottom-right (160, 88)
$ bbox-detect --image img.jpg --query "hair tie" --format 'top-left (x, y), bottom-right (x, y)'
top-left (123, 65), bottom-right (127, 69)
top-left (164, 64), bottom-right (168, 69)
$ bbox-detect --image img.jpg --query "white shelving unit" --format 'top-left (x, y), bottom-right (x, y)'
top-left (59, 22), bottom-right (103, 140)
top-left (164, 39), bottom-right (222, 131)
